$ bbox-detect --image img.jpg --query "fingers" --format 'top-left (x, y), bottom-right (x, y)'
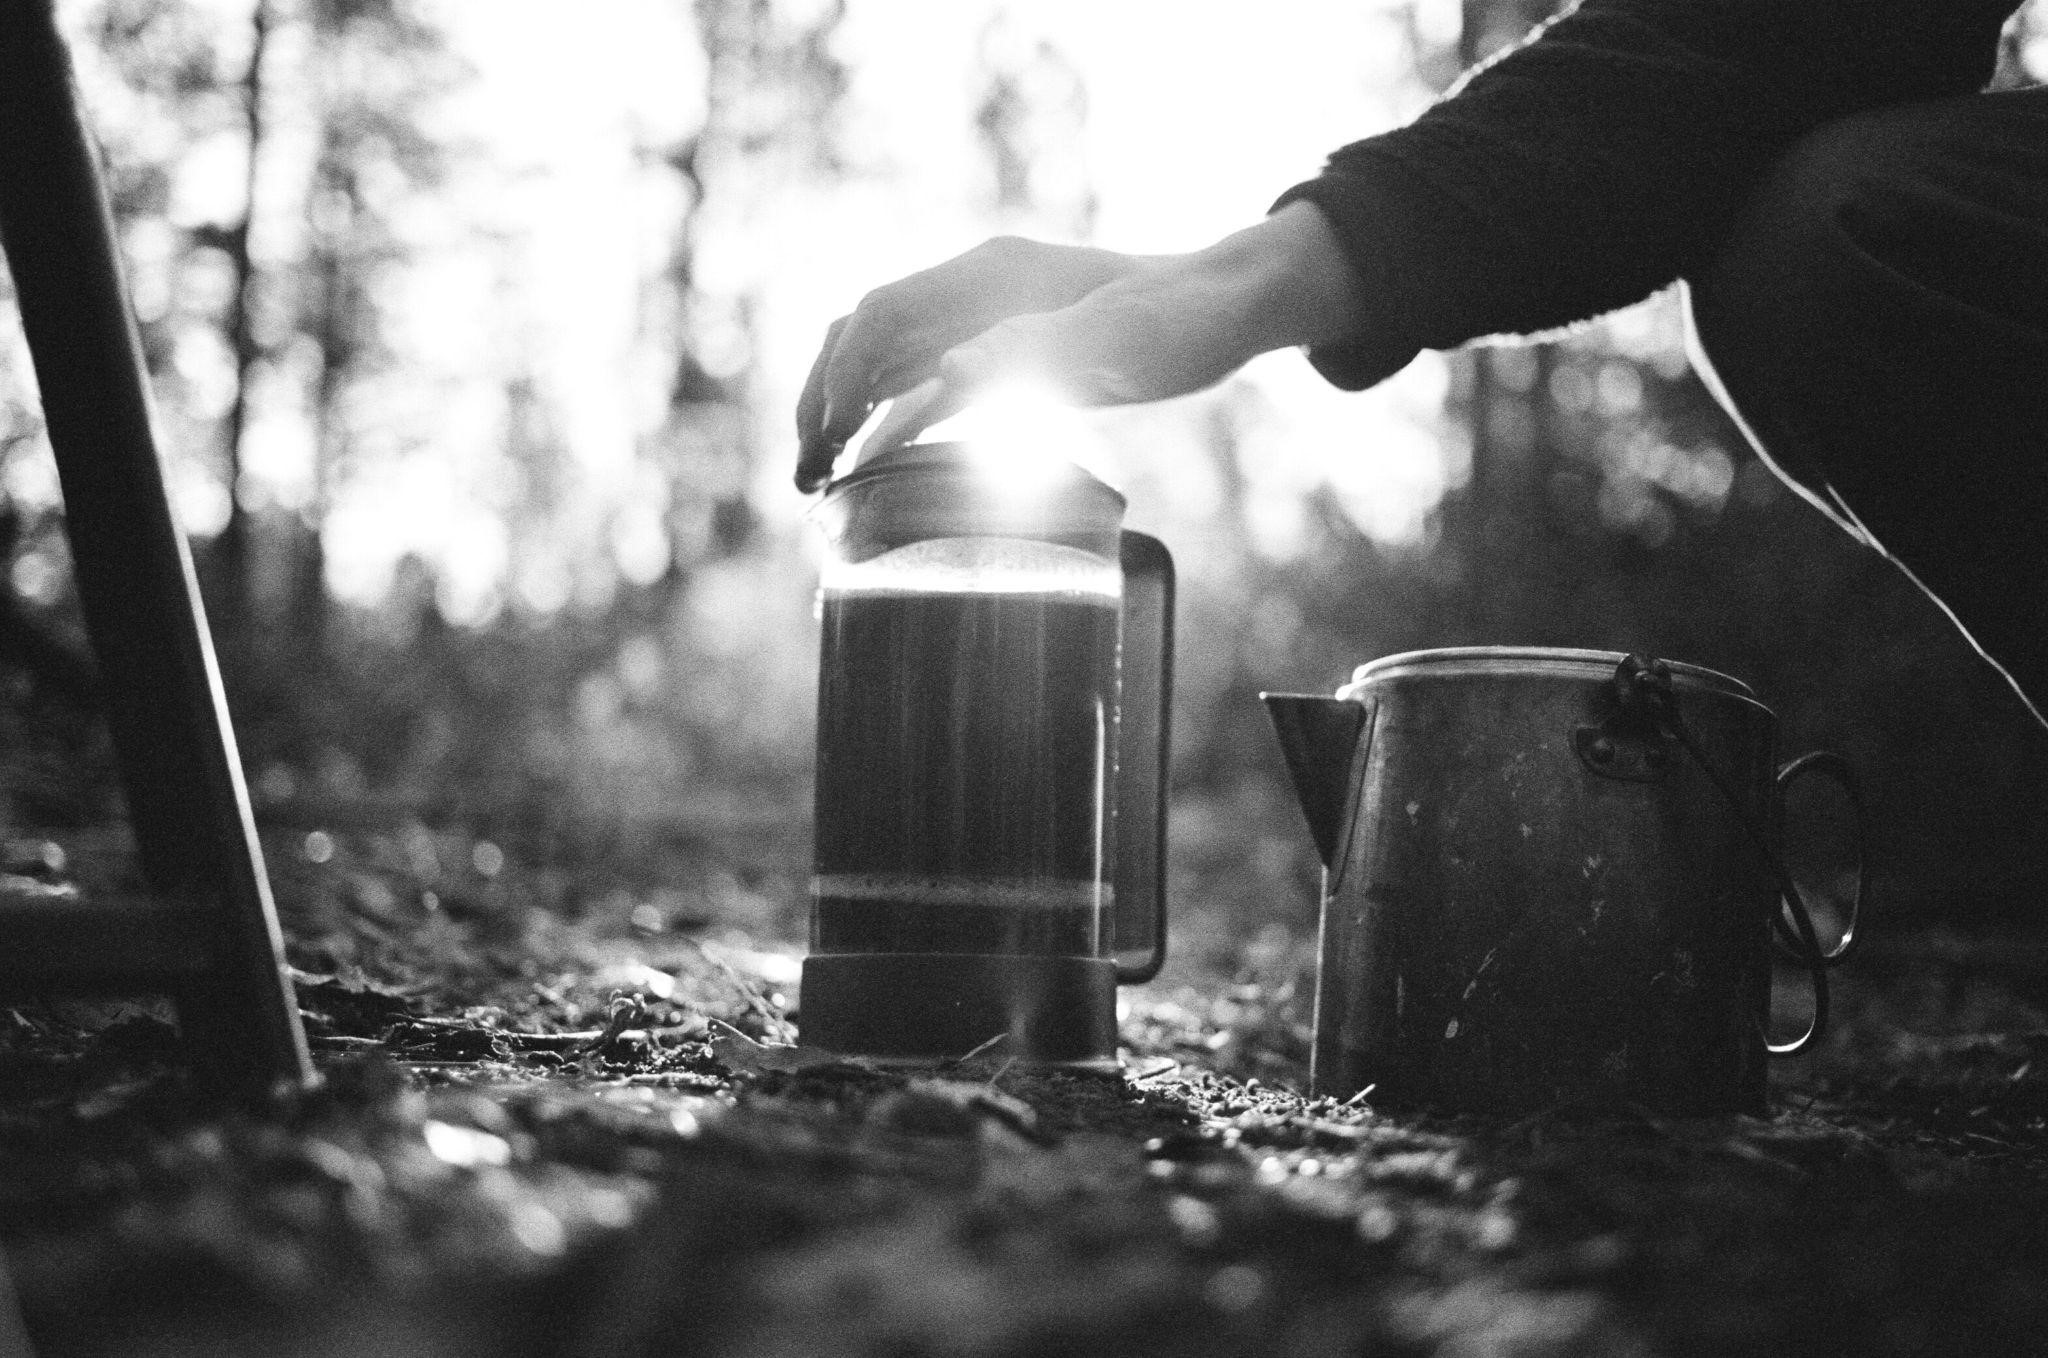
top-left (857, 318), bottom-right (1066, 459)
top-left (859, 311), bottom-right (1096, 456)
top-left (860, 377), bottom-right (966, 459)
top-left (794, 240), bottom-right (1160, 491)
top-left (799, 292), bottom-right (943, 490)
top-left (816, 302), bottom-right (886, 454)
top-left (795, 314), bottom-right (850, 491)
top-left (800, 304), bottom-right (1127, 484)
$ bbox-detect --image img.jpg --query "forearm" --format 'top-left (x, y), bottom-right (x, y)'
top-left (1191, 201), bottom-right (1371, 355)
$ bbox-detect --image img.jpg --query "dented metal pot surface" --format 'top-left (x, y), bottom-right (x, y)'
top-left (1267, 647), bottom-right (1861, 1116)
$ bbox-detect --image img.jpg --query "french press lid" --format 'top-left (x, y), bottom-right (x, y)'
top-left (815, 442), bottom-right (1127, 563)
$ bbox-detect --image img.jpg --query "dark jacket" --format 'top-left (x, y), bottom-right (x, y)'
top-left (1274, 0), bottom-right (2024, 389)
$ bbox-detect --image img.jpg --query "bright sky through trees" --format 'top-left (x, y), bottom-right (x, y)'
top-left (42, 0), bottom-right (2044, 622)
top-left (346, 0), bottom-right (1452, 614)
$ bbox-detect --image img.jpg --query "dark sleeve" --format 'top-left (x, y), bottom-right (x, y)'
top-left (1274, 0), bottom-right (2022, 390)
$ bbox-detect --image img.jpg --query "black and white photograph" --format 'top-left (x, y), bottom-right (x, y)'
top-left (0, 0), bottom-right (2045, 1353)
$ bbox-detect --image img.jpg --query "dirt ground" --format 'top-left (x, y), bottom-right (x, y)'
top-left (2, 834), bottom-right (2045, 1358)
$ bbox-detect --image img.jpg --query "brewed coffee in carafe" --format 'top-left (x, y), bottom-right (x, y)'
top-left (813, 536), bottom-right (1120, 958)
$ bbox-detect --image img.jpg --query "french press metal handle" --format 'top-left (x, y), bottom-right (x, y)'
top-left (1113, 531), bottom-right (1173, 982)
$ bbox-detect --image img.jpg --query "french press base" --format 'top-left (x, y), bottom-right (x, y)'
top-left (801, 953), bottom-right (1119, 1069)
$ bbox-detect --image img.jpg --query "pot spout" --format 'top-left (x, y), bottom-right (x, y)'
top-left (1261, 694), bottom-right (1367, 869)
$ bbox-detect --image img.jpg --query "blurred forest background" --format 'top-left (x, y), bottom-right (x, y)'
top-left (2, 0), bottom-right (2046, 981)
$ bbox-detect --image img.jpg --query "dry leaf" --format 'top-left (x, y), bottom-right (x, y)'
top-left (706, 1019), bottom-right (856, 1074)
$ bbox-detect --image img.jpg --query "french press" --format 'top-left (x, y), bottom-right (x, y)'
top-left (801, 442), bottom-right (1173, 1067)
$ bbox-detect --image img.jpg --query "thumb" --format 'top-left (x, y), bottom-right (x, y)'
top-left (858, 309), bottom-right (1064, 455)
top-left (858, 307), bottom-right (1109, 458)
top-left (858, 377), bottom-right (967, 460)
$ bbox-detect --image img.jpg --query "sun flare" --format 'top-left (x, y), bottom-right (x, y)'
top-left (926, 379), bottom-right (1109, 500)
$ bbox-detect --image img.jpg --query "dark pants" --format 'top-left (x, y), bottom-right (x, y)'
top-left (1686, 87), bottom-right (2048, 725)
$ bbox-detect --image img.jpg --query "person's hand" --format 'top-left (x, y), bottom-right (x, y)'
top-left (793, 236), bottom-right (1149, 490)
top-left (793, 202), bottom-right (1368, 491)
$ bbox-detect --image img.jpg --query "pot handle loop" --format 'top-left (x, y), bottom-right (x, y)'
top-left (1612, 656), bottom-right (1857, 1057)
top-left (1773, 752), bottom-right (1866, 969)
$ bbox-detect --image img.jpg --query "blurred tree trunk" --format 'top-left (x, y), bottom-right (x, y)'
top-left (1446, 0), bottom-right (1563, 640)
top-left (297, 231), bottom-right (349, 656)
top-left (651, 0), bottom-right (849, 579)
top-left (290, 0), bottom-right (460, 652)
top-left (972, 15), bottom-right (1096, 237)
top-left (211, 0), bottom-right (273, 635)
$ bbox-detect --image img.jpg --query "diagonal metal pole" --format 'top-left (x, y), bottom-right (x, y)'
top-left (0, 0), bottom-right (311, 1093)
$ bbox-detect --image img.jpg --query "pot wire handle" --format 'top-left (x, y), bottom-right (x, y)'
top-left (1614, 655), bottom-right (1840, 1057)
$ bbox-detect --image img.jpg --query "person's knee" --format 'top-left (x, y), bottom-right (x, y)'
top-left (1693, 108), bottom-right (1934, 353)
top-left (1694, 90), bottom-right (2048, 364)
top-left (1686, 95), bottom-right (2044, 482)
top-left (1685, 115), bottom-right (1902, 491)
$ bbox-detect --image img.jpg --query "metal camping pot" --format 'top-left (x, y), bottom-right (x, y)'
top-left (801, 442), bottom-right (1173, 1068)
top-left (1265, 647), bottom-right (1863, 1115)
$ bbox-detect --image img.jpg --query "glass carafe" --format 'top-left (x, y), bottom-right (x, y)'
top-left (801, 442), bottom-right (1172, 1067)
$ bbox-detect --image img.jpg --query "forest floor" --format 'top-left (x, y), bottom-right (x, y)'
top-left (2, 826), bottom-right (2046, 1358)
